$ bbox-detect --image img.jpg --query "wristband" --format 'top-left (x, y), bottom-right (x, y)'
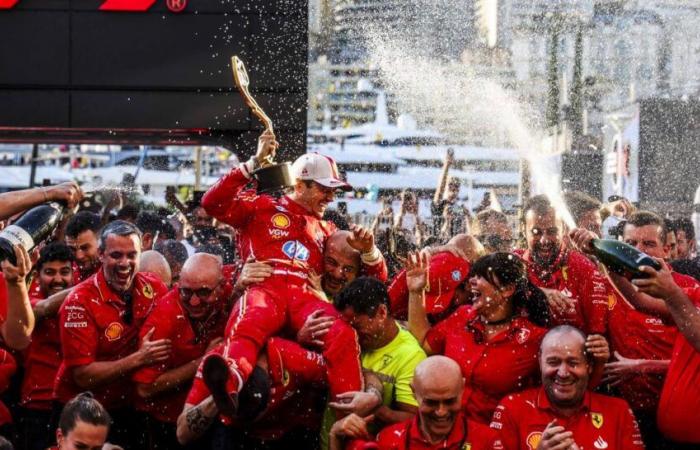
top-left (40, 187), bottom-right (49, 202)
top-left (240, 157), bottom-right (260, 179)
top-left (366, 385), bottom-right (383, 404)
top-left (361, 246), bottom-right (382, 265)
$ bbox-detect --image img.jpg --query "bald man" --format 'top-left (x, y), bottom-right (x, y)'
top-left (132, 253), bottom-right (227, 447)
top-left (330, 356), bottom-right (496, 450)
top-left (491, 326), bottom-right (643, 450)
top-left (139, 250), bottom-right (172, 288)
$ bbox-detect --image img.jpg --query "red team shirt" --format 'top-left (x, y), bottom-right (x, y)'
top-left (55, 271), bottom-right (168, 408)
top-left (132, 288), bottom-right (228, 423)
top-left (425, 306), bottom-right (546, 424)
top-left (606, 272), bottom-right (698, 413)
top-left (517, 249), bottom-right (608, 334)
top-left (490, 387), bottom-right (644, 450)
top-left (657, 286), bottom-right (700, 443)
top-left (20, 292), bottom-right (62, 410)
top-left (375, 412), bottom-right (496, 450)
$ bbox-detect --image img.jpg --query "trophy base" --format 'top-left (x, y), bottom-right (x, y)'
top-left (252, 162), bottom-right (294, 193)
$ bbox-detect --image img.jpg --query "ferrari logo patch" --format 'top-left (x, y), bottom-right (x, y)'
top-left (591, 412), bottom-right (604, 429)
top-left (142, 283), bottom-right (154, 299)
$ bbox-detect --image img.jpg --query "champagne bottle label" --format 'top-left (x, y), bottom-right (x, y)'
top-left (0, 225), bottom-right (35, 250)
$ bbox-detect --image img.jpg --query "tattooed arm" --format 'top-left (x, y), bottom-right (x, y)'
top-left (176, 397), bottom-right (218, 445)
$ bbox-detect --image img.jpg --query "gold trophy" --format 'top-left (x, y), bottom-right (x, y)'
top-left (231, 56), bottom-right (293, 192)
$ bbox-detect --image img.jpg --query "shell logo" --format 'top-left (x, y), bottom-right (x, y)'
top-left (105, 322), bottom-right (124, 341)
top-left (526, 432), bottom-right (542, 450)
top-left (607, 294), bottom-right (616, 310)
top-left (271, 213), bottom-right (290, 229)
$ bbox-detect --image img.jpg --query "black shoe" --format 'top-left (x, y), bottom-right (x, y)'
top-left (203, 354), bottom-right (239, 417)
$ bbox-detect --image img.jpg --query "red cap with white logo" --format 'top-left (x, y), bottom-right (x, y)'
top-left (291, 153), bottom-right (352, 191)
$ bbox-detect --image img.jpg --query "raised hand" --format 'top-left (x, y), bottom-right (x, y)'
top-left (405, 251), bottom-right (429, 293)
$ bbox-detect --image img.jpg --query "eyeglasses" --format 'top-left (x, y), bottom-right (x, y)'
top-left (179, 282), bottom-right (221, 302)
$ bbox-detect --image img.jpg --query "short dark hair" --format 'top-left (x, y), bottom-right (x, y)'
top-left (58, 392), bottom-right (111, 436)
top-left (675, 218), bottom-right (696, 241)
top-left (154, 239), bottom-right (188, 265)
top-left (99, 220), bottom-right (142, 251)
top-left (664, 218), bottom-right (677, 234)
top-left (522, 195), bottom-right (554, 221)
top-left (625, 211), bottom-right (667, 244)
top-left (136, 212), bottom-right (164, 235)
top-left (66, 212), bottom-right (101, 239)
top-left (563, 191), bottom-right (601, 226)
top-left (334, 276), bottom-right (389, 317)
top-left (115, 204), bottom-right (139, 222)
top-left (36, 242), bottom-right (74, 272)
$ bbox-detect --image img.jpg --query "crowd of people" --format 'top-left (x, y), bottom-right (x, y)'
top-left (0, 130), bottom-right (697, 449)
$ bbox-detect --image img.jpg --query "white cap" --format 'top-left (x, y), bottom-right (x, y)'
top-left (291, 153), bottom-right (352, 191)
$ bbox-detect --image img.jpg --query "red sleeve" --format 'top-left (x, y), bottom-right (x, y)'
top-left (59, 291), bottom-right (97, 368)
top-left (0, 349), bottom-right (16, 392)
top-left (185, 359), bottom-right (211, 406)
top-left (375, 423), bottom-right (405, 450)
top-left (581, 266), bottom-right (609, 335)
top-left (425, 306), bottom-right (471, 354)
top-left (618, 402), bottom-right (645, 450)
top-left (489, 400), bottom-right (521, 450)
top-left (201, 166), bottom-right (257, 228)
top-left (132, 296), bottom-right (177, 384)
top-left (362, 256), bottom-right (388, 283)
top-left (387, 270), bottom-right (409, 320)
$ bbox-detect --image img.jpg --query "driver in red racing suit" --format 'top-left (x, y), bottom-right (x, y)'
top-left (200, 130), bottom-right (386, 416)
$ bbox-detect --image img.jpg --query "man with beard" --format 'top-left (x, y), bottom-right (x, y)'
top-left (570, 211), bottom-right (699, 448)
top-left (518, 195), bottom-right (608, 334)
top-left (330, 356), bottom-right (496, 450)
top-left (18, 243), bottom-right (76, 450)
top-left (133, 253), bottom-right (227, 448)
top-left (200, 131), bottom-right (381, 415)
top-left (65, 211), bottom-right (102, 283)
top-left (490, 326), bottom-right (643, 450)
top-left (55, 220), bottom-right (171, 448)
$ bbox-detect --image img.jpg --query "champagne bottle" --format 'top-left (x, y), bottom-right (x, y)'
top-left (590, 239), bottom-right (662, 279)
top-left (0, 202), bottom-right (65, 264)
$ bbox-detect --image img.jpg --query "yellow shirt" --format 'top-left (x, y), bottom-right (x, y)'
top-left (321, 325), bottom-right (426, 449)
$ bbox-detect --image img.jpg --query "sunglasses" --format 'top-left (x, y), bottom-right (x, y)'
top-left (179, 282), bottom-right (221, 302)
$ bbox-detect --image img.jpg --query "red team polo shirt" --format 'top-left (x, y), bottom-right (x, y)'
top-left (490, 387), bottom-right (644, 450)
top-left (0, 348), bottom-right (16, 426)
top-left (517, 249), bottom-right (608, 334)
top-left (606, 272), bottom-right (698, 413)
top-left (186, 337), bottom-right (326, 440)
top-left (425, 306), bottom-right (546, 424)
top-left (132, 288), bottom-right (228, 423)
top-left (657, 286), bottom-right (700, 443)
top-left (375, 412), bottom-right (496, 450)
top-left (55, 271), bottom-right (168, 408)
top-left (20, 292), bottom-right (62, 410)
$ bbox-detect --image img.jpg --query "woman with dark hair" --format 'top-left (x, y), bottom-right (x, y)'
top-left (405, 252), bottom-right (549, 424)
top-left (52, 392), bottom-right (111, 450)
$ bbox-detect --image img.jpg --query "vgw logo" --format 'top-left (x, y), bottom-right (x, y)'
top-left (0, 0), bottom-right (187, 12)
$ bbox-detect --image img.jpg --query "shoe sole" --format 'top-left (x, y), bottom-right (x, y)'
top-left (202, 355), bottom-right (238, 417)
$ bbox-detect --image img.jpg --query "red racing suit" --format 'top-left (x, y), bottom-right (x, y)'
top-left (201, 163), bottom-right (376, 399)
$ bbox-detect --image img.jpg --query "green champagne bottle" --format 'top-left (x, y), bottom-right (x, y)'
top-left (590, 239), bottom-right (662, 279)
